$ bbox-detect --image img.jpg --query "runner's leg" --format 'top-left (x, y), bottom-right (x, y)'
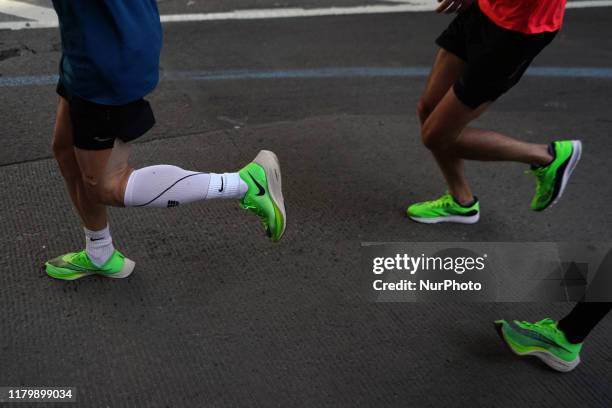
top-left (418, 50), bottom-right (552, 204)
top-left (73, 142), bottom-right (285, 242)
top-left (417, 49), bottom-right (466, 125)
top-left (52, 95), bottom-right (109, 231)
top-left (558, 302), bottom-right (612, 344)
top-left (417, 49), bottom-right (477, 204)
top-left (73, 144), bottom-right (247, 209)
top-left (422, 87), bottom-right (553, 203)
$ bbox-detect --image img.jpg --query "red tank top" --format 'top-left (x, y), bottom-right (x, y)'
top-left (478, 0), bottom-right (566, 34)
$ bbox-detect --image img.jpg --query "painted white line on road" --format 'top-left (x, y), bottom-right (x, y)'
top-left (0, 0), bottom-right (611, 30)
top-left (159, 5), bottom-right (436, 24)
top-left (159, 0), bottom-right (612, 22)
top-left (0, 0), bottom-right (55, 21)
top-left (0, 4), bottom-right (437, 30)
top-left (566, 0), bottom-right (612, 7)
top-left (0, 20), bottom-right (54, 29)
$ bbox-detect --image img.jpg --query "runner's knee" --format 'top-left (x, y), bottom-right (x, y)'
top-left (416, 99), bottom-right (434, 127)
top-left (421, 122), bottom-right (452, 151)
top-left (51, 134), bottom-right (81, 182)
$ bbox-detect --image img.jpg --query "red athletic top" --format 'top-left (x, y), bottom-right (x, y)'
top-left (478, 0), bottom-right (566, 34)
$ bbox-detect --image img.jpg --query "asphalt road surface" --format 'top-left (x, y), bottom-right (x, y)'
top-left (1, 1), bottom-right (612, 407)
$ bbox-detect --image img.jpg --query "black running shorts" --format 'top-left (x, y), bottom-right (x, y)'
top-left (435, 3), bottom-right (557, 109)
top-left (57, 82), bottom-right (156, 151)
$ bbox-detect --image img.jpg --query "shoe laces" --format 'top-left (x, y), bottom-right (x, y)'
top-left (241, 199), bottom-right (265, 217)
top-left (519, 318), bottom-right (558, 336)
top-left (526, 168), bottom-right (547, 195)
top-left (526, 167), bottom-right (545, 178)
top-left (71, 250), bottom-right (89, 264)
top-left (429, 193), bottom-right (454, 208)
top-left (240, 199), bottom-right (270, 235)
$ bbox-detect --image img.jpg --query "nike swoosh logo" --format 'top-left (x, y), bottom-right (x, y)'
top-left (90, 237), bottom-right (105, 242)
top-left (249, 172), bottom-right (266, 196)
top-left (93, 137), bottom-right (113, 142)
top-left (219, 176), bottom-right (224, 193)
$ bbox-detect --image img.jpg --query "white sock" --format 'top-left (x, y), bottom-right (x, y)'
top-left (85, 225), bottom-right (115, 267)
top-left (206, 172), bottom-right (248, 200)
top-left (123, 165), bottom-right (248, 208)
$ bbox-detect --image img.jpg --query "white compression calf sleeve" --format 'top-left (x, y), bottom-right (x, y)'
top-left (124, 165), bottom-right (247, 208)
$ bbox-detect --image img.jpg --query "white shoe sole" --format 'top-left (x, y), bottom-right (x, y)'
top-left (409, 212), bottom-right (480, 224)
top-left (253, 150), bottom-right (287, 240)
top-left (519, 349), bottom-right (580, 373)
top-left (498, 327), bottom-right (580, 373)
top-left (549, 140), bottom-right (582, 209)
top-left (104, 258), bottom-right (136, 279)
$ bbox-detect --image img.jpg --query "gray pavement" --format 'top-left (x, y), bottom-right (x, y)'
top-left (1, 2), bottom-right (612, 407)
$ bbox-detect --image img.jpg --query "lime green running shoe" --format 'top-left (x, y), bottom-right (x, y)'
top-left (494, 318), bottom-right (582, 372)
top-left (45, 250), bottom-right (135, 281)
top-left (530, 140), bottom-right (582, 211)
top-left (406, 192), bottom-right (480, 224)
top-left (239, 150), bottom-right (286, 242)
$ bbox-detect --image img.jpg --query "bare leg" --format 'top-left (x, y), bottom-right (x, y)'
top-left (74, 143), bottom-right (133, 211)
top-left (417, 49), bottom-right (475, 204)
top-left (418, 50), bottom-right (553, 204)
top-left (450, 127), bottom-right (552, 164)
top-left (52, 96), bottom-right (109, 230)
top-left (422, 89), bottom-right (553, 201)
top-left (417, 49), bottom-right (466, 125)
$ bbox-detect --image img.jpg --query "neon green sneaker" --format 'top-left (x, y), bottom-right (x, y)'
top-left (45, 250), bottom-right (135, 280)
top-left (406, 192), bottom-right (479, 224)
top-left (530, 140), bottom-right (582, 211)
top-left (239, 150), bottom-right (286, 242)
top-left (494, 318), bottom-right (582, 372)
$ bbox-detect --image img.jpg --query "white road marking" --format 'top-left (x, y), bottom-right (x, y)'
top-left (0, 0), bottom-right (610, 30)
top-left (159, 5), bottom-right (437, 24)
top-left (566, 0), bottom-right (612, 7)
top-left (0, 0), bottom-right (55, 20)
